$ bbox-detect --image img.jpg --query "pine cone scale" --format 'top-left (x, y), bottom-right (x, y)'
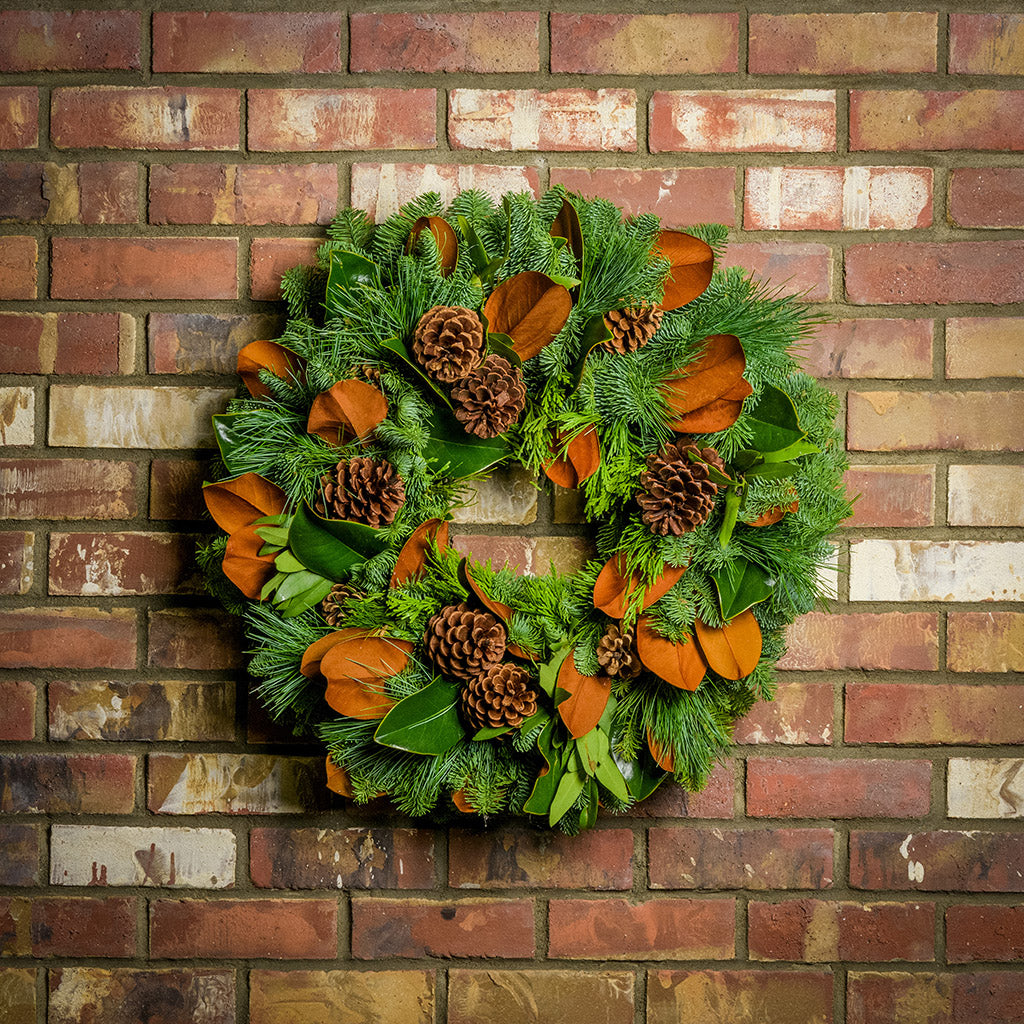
top-left (413, 306), bottom-right (485, 383)
top-left (462, 663), bottom-right (538, 730)
top-left (451, 355), bottom-right (527, 439)
top-left (425, 603), bottom-right (507, 682)
top-left (638, 442), bottom-right (725, 536)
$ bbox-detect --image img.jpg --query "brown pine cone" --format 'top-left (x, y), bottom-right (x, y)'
top-left (412, 305), bottom-right (485, 384)
top-left (462, 663), bottom-right (539, 730)
top-left (424, 603), bottom-right (506, 682)
top-left (637, 442), bottom-right (726, 536)
top-left (596, 625), bottom-right (641, 679)
top-left (319, 457), bottom-right (405, 528)
top-left (602, 304), bottom-right (664, 354)
top-left (320, 583), bottom-right (365, 627)
top-left (450, 355), bottom-right (527, 439)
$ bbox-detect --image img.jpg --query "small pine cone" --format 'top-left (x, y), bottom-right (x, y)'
top-left (462, 663), bottom-right (539, 730)
top-left (359, 364), bottom-right (382, 385)
top-left (424, 603), bottom-right (506, 682)
top-left (320, 583), bottom-right (365, 627)
top-left (412, 305), bottom-right (485, 384)
top-left (596, 625), bottom-right (641, 679)
top-left (451, 355), bottom-right (527, 439)
top-left (637, 442), bottom-right (726, 537)
top-left (319, 457), bottom-right (405, 528)
top-left (602, 304), bottom-right (664, 354)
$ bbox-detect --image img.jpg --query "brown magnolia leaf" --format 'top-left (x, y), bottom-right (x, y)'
top-left (458, 560), bottom-right (535, 660)
top-left (667, 398), bottom-right (745, 434)
top-left (321, 633), bottom-right (413, 720)
top-left (452, 789), bottom-right (475, 813)
top-left (543, 426), bottom-right (600, 489)
top-left (556, 652), bottom-right (610, 739)
top-left (325, 674), bottom-right (395, 720)
top-left (636, 615), bottom-right (707, 691)
top-left (307, 379), bottom-right (388, 445)
top-left (482, 271), bottom-right (572, 361)
top-left (325, 756), bottom-right (353, 797)
top-left (301, 630), bottom-right (353, 679)
top-left (549, 197), bottom-right (583, 262)
top-left (237, 340), bottom-right (307, 399)
top-left (721, 378), bottom-right (754, 402)
top-left (655, 230), bottom-right (714, 311)
top-left (676, 636), bottom-right (709, 691)
top-left (694, 611), bottom-right (763, 681)
top-left (661, 335), bottom-right (746, 416)
top-left (204, 472), bottom-right (287, 536)
top-left (407, 216), bottom-right (459, 277)
top-left (647, 729), bottom-right (675, 772)
top-left (391, 518), bottom-right (449, 588)
top-left (222, 523), bottom-right (277, 600)
top-left (593, 553), bottom-right (687, 619)
top-left (747, 500), bottom-right (799, 528)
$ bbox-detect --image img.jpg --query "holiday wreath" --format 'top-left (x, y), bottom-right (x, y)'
top-left (198, 187), bottom-right (851, 833)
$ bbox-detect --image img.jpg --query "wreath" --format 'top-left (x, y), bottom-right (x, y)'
top-left (198, 187), bottom-right (851, 834)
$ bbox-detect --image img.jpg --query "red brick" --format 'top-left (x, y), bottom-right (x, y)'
top-left (352, 12), bottom-right (538, 72)
top-left (150, 899), bottom-right (336, 959)
top-left (733, 682), bottom-right (832, 745)
top-left (0, 11), bottom-right (140, 71)
top-left (0, 459), bottom-right (137, 519)
top-left (621, 761), bottom-right (735, 820)
top-left (0, 313), bottom-right (127, 374)
top-left (552, 14), bottom-right (736, 74)
top-left (948, 612), bottom-right (1024, 673)
top-left (148, 608), bottom-right (244, 670)
top-left (0, 826), bottom-right (39, 886)
top-left (946, 318), bottom-right (1024, 379)
top-left (248, 88), bottom-right (435, 152)
top-left (0, 236), bottom-right (37, 299)
top-left (0, 967), bottom-right (35, 1023)
top-left (956, 972), bottom-right (1024, 1022)
top-left (650, 90), bottom-right (836, 153)
top-left (816, 319), bottom-right (937, 381)
top-left (844, 466), bottom-right (936, 528)
top-left (250, 237), bottom-right (319, 301)
top-left (549, 898), bottom-right (734, 960)
top-left (0, 607), bottom-right (136, 670)
top-left (747, 758), bottom-right (931, 819)
top-left (51, 87), bottom-right (239, 151)
top-left (649, 828), bottom-right (834, 890)
top-left (0, 532), bottom-right (32, 596)
top-left (0, 162), bottom-right (46, 220)
top-left (0, 897), bottom-right (135, 958)
top-left (0, 681), bottom-right (34, 740)
top-left (949, 167), bottom-right (1024, 228)
top-left (0, 753), bottom-right (135, 813)
top-left (551, 167), bottom-right (735, 228)
top-left (449, 89), bottom-right (636, 152)
top-left (850, 90), bottom-right (1024, 152)
top-left (950, 14), bottom-right (1024, 75)
top-left (749, 13), bottom-right (936, 74)
top-left (947, 906), bottom-right (1024, 962)
top-left (847, 971), bottom-right (952, 1024)
top-left (0, 88), bottom-right (38, 149)
top-left (52, 237), bottom-right (237, 300)
top-left (847, 242), bottom-right (1024, 305)
top-left (749, 899), bottom-right (934, 963)
top-left (449, 828), bottom-right (633, 890)
top-left (148, 311), bottom-right (283, 374)
top-left (149, 459), bottom-right (205, 520)
top-left (70, 162), bottom-right (139, 223)
top-left (723, 242), bottom-right (831, 300)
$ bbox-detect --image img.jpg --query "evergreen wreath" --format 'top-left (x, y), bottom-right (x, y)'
top-left (198, 187), bottom-right (852, 834)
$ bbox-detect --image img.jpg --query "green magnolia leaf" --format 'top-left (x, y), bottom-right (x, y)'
top-left (712, 557), bottom-right (775, 620)
top-left (538, 647), bottom-right (572, 698)
top-left (374, 678), bottom-right (465, 755)
top-left (761, 438), bottom-right (820, 463)
top-left (275, 568), bottom-right (324, 603)
top-left (595, 751), bottom-right (630, 802)
top-left (380, 337), bottom-right (452, 409)
top-left (278, 576), bottom-right (333, 618)
top-left (548, 273), bottom-right (582, 290)
top-left (260, 571), bottom-right (286, 601)
top-left (745, 385), bottom-right (808, 459)
top-left (422, 406), bottom-right (509, 479)
top-left (524, 719), bottom-right (563, 815)
top-left (549, 768), bottom-right (586, 826)
top-left (580, 777), bottom-right (599, 830)
top-left (324, 250), bottom-right (379, 321)
top-left (473, 725), bottom-right (511, 741)
top-left (486, 332), bottom-right (523, 368)
top-left (211, 414), bottom-right (250, 476)
top-left (287, 502), bottom-right (387, 581)
top-left (255, 525), bottom-right (290, 547)
top-left (743, 462), bottom-right (800, 480)
top-left (620, 753), bottom-right (667, 802)
top-left (457, 216), bottom-right (491, 277)
top-left (719, 487), bottom-right (743, 548)
top-left (571, 313), bottom-right (613, 385)
top-left (273, 550), bottom-right (306, 574)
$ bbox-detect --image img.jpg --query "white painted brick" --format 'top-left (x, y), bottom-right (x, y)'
top-left (0, 387), bottom-right (35, 446)
top-left (947, 759), bottom-right (1024, 819)
top-left (451, 466), bottom-right (538, 526)
top-left (948, 465), bottom-right (1024, 527)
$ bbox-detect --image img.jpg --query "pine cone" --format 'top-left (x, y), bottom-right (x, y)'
top-left (424, 603), bottom-right (506, 682)
top-left (637, 442), bottom-right (726, 536)
top-left (597, 625), bottom-right (641, 679)
top-left (319, 457), bottom-right (405, 528)
top-left (602, 304), bottom-right (664, 354)
top-left (451, 355), bottom-right (527, 439)
top-left (412, 306), bottom-right (485, 384)
top-left (321, 583), bottom-right (365, 627)
top-left (462, 663), bottom-right (539, 730)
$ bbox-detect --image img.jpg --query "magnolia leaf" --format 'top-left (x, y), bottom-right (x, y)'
top-left (612, 741), bottom-right (667, 803)
top-left (204, 472), bottom-right (287, 536)
top-left (452, 790), bottom-right (475, 813)
top-left (719, 488), bottom-right (742, 548)
top-left (210, 414), bottom-right (251, 477)
top-left (407, 216), bottom-right (459, 277)
top-left (549, 768), bottom-right (586, 827)
top-left (694, 611), bottom-right (763, 680)
top-left (237, 340), bottom-right (307, 399)
top-left (543, 425), bottom-right (601, 489)
top-left (222, 524), bottom-right (278, 599)
top-left (325, 250), bottom-right (379, 321)
top-left (374, 677), bottom-right (465, 754)
top-left (570, 313), bottom-right (614, 386)
top-left (422, 406), bottom-right (509, 478)
top-left (538, 647), bottom-right (572, 698)
top-left (595, 750), bottom-right (630, 803)
top-left (712, 558), bottom-right (775, 620)
top-left (380, 336), bottom-right (452, 409)
top-left (669, 398), bottom-right (747, 434)
top-left (746, 500), bottom-right (799, 528)
top-left (485, 332), bottom-right (523, 368)
top-left (524, 719), bottom-right (563, 815)
top-left (275, 568), bottom-right (324, 603)
top-left (391, 518), bottom-right (449, 588)
top-left (307, 379), bottom-right (388, 445)
top-left (482, 271), bottom-right (572, 361)
top-left (656, 230), bottom-right (714, 311)
top-left (580, 778), bottom-right (599, 830)
top-left (457, 216), bottom-right (492, 277)
top-left (743, 462), bottom-right (800, 480)
top-left (549, 196), bottom-right (584, 265)
top-left (288, 502), bottom-right (387, 582)
top-left (744, 385), bottom-right (808, 458)
top-left (647, 730), bottom-right (675, 772)
top-left (636, 615), bottom-right (707, 692)
top-left (556, 654), bottom-right (610, 739)
top-left (473, 724), bottom-right (511, 741)
top-left (321, 633), bottom-right (413, 719)
top-left (278, 575), bottom-right (333, 618)
top-left (593, 553), bottom-right (686, 619)
top-left (325, 756), bottom-right (353, 798)
top-left (760, 438), bottom-right (820, 464)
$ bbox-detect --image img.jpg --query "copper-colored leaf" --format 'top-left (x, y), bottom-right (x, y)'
top-left (452, 789), bottom-right (475, 813)
top-left (408, 216), bottom-right (459, 277)
top-left (543, 426), bottom-right (600, 489)
top-left (204, 472), bottom-right (287, 536)
top-left (549, 198), bottom-right (583, 262)
top-left (667, 398), bottom-right (745, 434)
top-left (459, 560), bottom-right (536, 661)
top-left (325, 756), bottom-right (353, 797)
top-left (300, 630), bottom-right (353, 679)
top-left (482, 271), bottom-right (572, 361)
top-left (636, 615), bottom-right (707, 691)
top-left (694, 611), bottom-right (763, 681)
top-left (321, 633), bottom-right (413, 720)
top-left (556, 652), bottom-right (610, 739)
top-left (593, 554), bottom-right (687, 619)
top-left (222, 523), bottom-right (277, 600)
top-left (676, 635), bottom-right (709, 691)
top-left (661, 335), bottom-right (746, 416)
top-left (647, 730), bottom-right (675, 772)
top-left (237, 340), bottom-right (307, 399)
top-left (391, 518), bottom-right (449, 588)
top-left (721, 378), bottom-right (754, 402)
top-left (307, 379), bottom-right (388, 446)
top-left (747, 500), bottom-right (799, 528)
top-left (656, 230), bottom-right (714, 311)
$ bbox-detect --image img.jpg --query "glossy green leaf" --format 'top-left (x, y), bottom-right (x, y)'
top-left (374, 677), bottom-right (465, 755)
top-left (457, 216), bottom-right (491, 276)
top-left (473, 725), bottom-right (511, 741)
top-left (580, 778), bottom-right (599, 830)
top-left (744, 385), bottom-right (808, 459)
top-left (273, 550), bottom-right (306, 574)
top-left (549, 768), bottom-right (586, 826)
top-left (719, 487), bottom-right (742, 548)
top-left (620, 753), bottom-right (667, 802)
top-left (255, 525), bottom-right (290, 548)
top-left (380, 336), bottom-right (452, 409)
top-left (595, 750), bottom-right (630, 802)
top-left (324, 250), bottom-right (379, 321)
top-left (422, 406), bottom-right (509, 479)
top-left (211, 414), bottom-right (250, 476)
top-left (275, 568), bottom-right (323, 603)
top-left (278, 576), bottom-right (333, 618)
top-left (761, 438), bottom-right (820, 463)
top-left (538, 647), bottom-right (572, 698)
top-left (712, 558), bottom-right (775, 620)
top-left (486, 332), bottom-right (522, 368)
top-left (571, 313), bottom-right (613, 385)
top-left (260, 571), bottom-right (285, 601)
top-left (524, 719), bottom-right (563, 815)
top-left (743, 462), bottom-right (800, 480)
top-left (548, 273), bottom-right (582, 290)
top-left (288, 502), bottom-right (387, 581)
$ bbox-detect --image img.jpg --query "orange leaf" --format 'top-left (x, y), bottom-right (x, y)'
top-left (301, 630), bottom-right (355, 679)
top-left (556, 652), bottom-right (610, 739)
top-left (636, 616), bottom-right (707, 691)
top-left (661, 335), bottom-right (746, 416)
top-left (204, 472), bottom-right (287, 536)
top-left (237, 340), bottom-right (307, 399)
top-left (721, 378), bottom-right (754, 402)
top-left (593, 554), bottom-right (686, 619)
top-left (391, 518), bottom-right (449, 588)
top-left (325, 756), bottom-right (353, 797)
top-left (321, 633), bottom-right (413, 720)
top-left (452, 789), bottom-right (475, 813)
top-left (307, 379), bottom-right (388, 446)
top-left (667, 398), bottom-right (745, 434)
top-left (747, 500), bottom-right (799, 528)
top-left (543, 426), bottom-right (601, 489)
top-left (483, 271), bottom-right (572, 361)
top-left (656, 230), bottom-right (714, 311)
top-left (222, 523), bottom-right (277, 600)
top-left (459, 560), bottom-right (536, 661)
top-left (647, 730), bottom-right (675, 772)
top-left (694, 611), bottom-right (763, 681)
top-left (549, 197), bottom-right (583, 262)
top-left (407, 216), bottom-right (459, 277)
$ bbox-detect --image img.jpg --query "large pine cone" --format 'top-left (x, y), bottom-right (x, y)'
top-left (424, 603), bottom-right (506, 682)
top-left (319, 457), bottom-right (405, 528)
top-left (412, 305), bottom-right (485, 384)
top-left (602, 304), bottom-right (664, 354)
top-left (597, 625), bottom-right (641, 679)
top-left (462, 663), bottom-right (539, 730)
top-left (451, 355), bottom-right (527, 439)
top-left (637, 442), bottom-right (726, 536)
top-left (321, 583), bottom-right (365, 627)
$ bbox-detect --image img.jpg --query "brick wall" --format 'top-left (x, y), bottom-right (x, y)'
top-left (1, 6), bottom-right (1022, 1023)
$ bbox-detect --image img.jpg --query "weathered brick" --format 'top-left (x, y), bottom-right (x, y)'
top-left (649, 828), bottom-right (834, 890)
top-left (950, 13), bottom-right (1024, 74)
top-left (1, 162), bottom-right (137, 224)
top-left (49, 679), bottom-right (234, 742)
top-left (0, 826), bottom-right (39, 886)
top-left (552, 14), bottom-right (737, 74)
top-left (749, 13), bottom-right (936, 73)
top-left (0, 163), bottom-right (45, 220)
top-left (150, 163), bottom-right (337, 226)
top-left (949, 465), bottom-right (1024, 527)
top-left (450, 970), bottom-right (634, 1024)
top-left (850, 90), bottom-right (1024, 151)
top-left (847, 971), bottom-right (952, 1024)
top-left (149, 753), bottom-right (326, 815)
top-left (449, 828), bottom-right (633, 890)
top-left (49, 385), bottom-right (232, 449)
top-left (549, 898), bottom-right (734, 960)
top-left (946, 318), bottom-right (1024, 378)
top-left (0, 312), bottom-right (129, 374)
top-left (747, 758), bottom-right (931, 818)
top-left (850, 831), bottom-right (1024, 892)
top-left (0, 681), bottom-right (34, 740)
top-left (248, 88), bottom-right (435, 151)
top-left (148, 608), bottom-right (244, 670)
top-left (850, 540), bottom-right (1024, 602)
top-left (948, 758), bottom-right (1024, 819)
top-left (49, 968), bottom-right (235, 1024)
top-left (0, 88), bottom-right (38, 149)
top-left (947, 906), bottom-right (1024, 962)
top-left (453, 533), bottom-right (593, 576)
top-left (0, 752), bottom-right (135, 813)
top-left (153, 12), bottom-right (341, 73)
top-left (618, 761), bottom-right (735, 820)
top-left (52, 87), bottom-right (239, 151)
top-left (452, 467), bottom-right (538, 525)
top-left (150, 459), bottom-right (205, 520)
top-left (0, 896), bottom-right (135, 957)
top-left (650, 90), bottom-right (836, 153)
top-left (250, 237), bottom-right (319, 301)
top-left (0, 459), bottom-right (137, 519)
top-left (0, 11), bottom-right (140, 71)
top-left (449, 89), bottom-right (636, 152)
top-left (148, 311), bottom-right (284, 374)
top-left (250, 970), bottom-right (433, 1024)
top-left (0, 607), bottom-right (136, 670)
top-left (351, 13), bottom-right (538, 72)
top-left (780, 612), bottom-right (938, 672)
top-left (723, 242), bottom-right (831, 300)
top-left (733, 682), bottom-right (832, 745)
top-left (0, 532), bottom-right (32, 595)
top-left (0, 387), bottom-right (34, 446)
top-left (352, 162), bottom-right (540, 222)
top-left (251, 827), bottom-right (435, 890)
top-left (0, 968), bottom-right (35, 1024)
top-left (949, 167), bottom-right (1024, 228)
top-left (948, 613), bottom-right (1024, 672)
top-left (844, 466), bottom-right (935, 528)
top-left (0, 236), bottom-right (36, 299)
